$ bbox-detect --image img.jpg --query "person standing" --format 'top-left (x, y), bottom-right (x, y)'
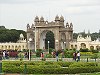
top-left (77, 51), bottom-right (80, 62)
top-left (41, 52), bottom-right (44, 60)
top-left (3, 51), bottom-right (6, 60)
top-left (73, 52), bottom-right (77, 61)
top-left (56, 51), bottom-right (59, 61)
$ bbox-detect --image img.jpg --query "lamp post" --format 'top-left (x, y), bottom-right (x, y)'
top-left (55, 40), bottom-right (58, 61)
top-left (64, 42), bottom-right (66, 50)
top-left (28, 38), bottom-right (32, 61)
top-left (48, 41), bottom-right (50, 53)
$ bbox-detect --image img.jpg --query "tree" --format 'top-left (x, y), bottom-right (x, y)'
top-left (45, 31), bottom-right (55, 49)
top-left (0, 29), bottom-right (26, 42)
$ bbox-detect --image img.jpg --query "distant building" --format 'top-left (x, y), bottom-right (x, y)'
top-left (70, 34), bottom-right (100, 50)
top-left (0, 33), bottom-right (27, 50)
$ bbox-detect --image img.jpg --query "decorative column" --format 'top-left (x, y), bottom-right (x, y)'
top-left (55, 40), bottom-right (59, 51)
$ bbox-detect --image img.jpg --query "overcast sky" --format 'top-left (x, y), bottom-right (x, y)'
top-left (0, 0), bottom-right (100, 33)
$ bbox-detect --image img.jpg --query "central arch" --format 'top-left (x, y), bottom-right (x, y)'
top-left (45, 31), bottom-right (55, 49)
top-left (40, 30), bottom-right (55, 49)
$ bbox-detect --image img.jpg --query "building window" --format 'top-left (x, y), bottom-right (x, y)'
top-left (81, 43), bottom-right (86, 49)
top-left (75, 45), bottom-right (77, 49)
top-left (71, 45), bottom-right (73, 49)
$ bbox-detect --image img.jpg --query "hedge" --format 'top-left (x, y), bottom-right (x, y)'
top-left (2, 61), bottom-right (100, 74)
top-left (69, 62), bottom-right (98, 67)
top-left (3, 66), bottom-right (100, 74)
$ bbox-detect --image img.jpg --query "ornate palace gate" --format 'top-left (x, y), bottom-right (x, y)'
top-left (27, 15), bottom-right (73, 51)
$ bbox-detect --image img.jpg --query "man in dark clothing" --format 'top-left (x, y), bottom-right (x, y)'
top-left (56, 51), bottom-right (59, 61)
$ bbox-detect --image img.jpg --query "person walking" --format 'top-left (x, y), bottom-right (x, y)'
top-left (77, 51), bottom-right (80, 62)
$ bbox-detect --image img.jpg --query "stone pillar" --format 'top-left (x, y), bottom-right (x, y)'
top-left (65, 32), bottom-right (69, 49)
top-left (55, 28), bottom-right (60, 50)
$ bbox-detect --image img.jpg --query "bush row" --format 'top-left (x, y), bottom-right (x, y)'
top-left (2, 61), bottom-right (100, 74)
top-left (3, 66), bottom-right (100, 74)
top-left (69, 62), bottom-right (98, 67)
top-left (2, 61), bottom-right (73, 67)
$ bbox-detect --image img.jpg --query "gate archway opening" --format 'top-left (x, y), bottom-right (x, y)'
top-left (45, 31), bottom-right (55, 49)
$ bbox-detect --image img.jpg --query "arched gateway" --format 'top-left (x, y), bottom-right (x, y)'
top-left (27, 15), bottom-right (73, 51)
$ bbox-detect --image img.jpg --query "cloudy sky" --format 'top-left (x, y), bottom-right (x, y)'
top-left (0, 0), bottom-right (100, 33)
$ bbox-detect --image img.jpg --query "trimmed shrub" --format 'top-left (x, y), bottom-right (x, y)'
top-left (2, 61), bottom-right (100, 74)
top-left (92, 50), bottom-right (99, 53)
top-left (3, 66), bottom-right (100, 74)
top-left (46, 54), bottom-right (53, 58)
top-left (39, 64), bottom-right (61, 68)
top-left (57, 61), bottom-right (73, 67)
top-left (69, 62), bottom-right (98, 67)
top-left (80, 52), bottom-right (93, 56)
top-left (80, 48), bottom-right (89, 52)
top-left (44, 61), bottom-right (54, 65)
top-left (36, 49), bottom-right (42, 57)
top-left (91, 53), bottom-right (98, 59)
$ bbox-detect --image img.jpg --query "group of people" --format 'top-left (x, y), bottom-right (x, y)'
top-left (2, 50), bottom-right (80, 61)
top-left (73, 51), bottom-right (80, 61)
top-left (40, 51), bottom-right (63, 61)
top-left (2, 50), bottom-right (19, 59)
top-left (3, 51), bottom-right (9, 59)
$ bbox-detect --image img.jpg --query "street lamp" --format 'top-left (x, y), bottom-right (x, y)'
top-left (64, 42), bottom-right (66, 50)
top-left (48, 41), bottom-right (50, 53)
top-left (28, 38), bottom-right (32, 61)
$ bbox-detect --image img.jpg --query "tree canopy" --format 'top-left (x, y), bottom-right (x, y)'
top-left (0, 28), bottom-right (26, 43)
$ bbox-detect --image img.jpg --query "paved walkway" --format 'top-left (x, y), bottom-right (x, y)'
top-left (2, 58), bottom-right (100, 62)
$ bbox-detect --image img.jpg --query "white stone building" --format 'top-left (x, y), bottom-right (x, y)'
top-left (0, 33), bottom-right (27, 50)
top-left (69, 34), bottom-right (100, 50)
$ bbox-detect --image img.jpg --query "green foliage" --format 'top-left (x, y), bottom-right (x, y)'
top-left (91, 53), bottom-right (98, 59)
top-left (80, 52), bottom-right (93, 56)
top-left (0, 29), bottom-right (26, 42)
top-left (49, 48), bottom-right (53, 54)
top-left (18, 52), bottom-right (24, 58)
top-left (39, 64), bottom-right (61, 68)
top-left (46, 54), bottom-right (53, 58)
top-left (69, 62), bottom-right (98, 67)
top-left (91, 50), bottom-right (99, 53)
top-left (44, 61), bottom-right (55, 65)
top-left (45, 31), bottom-right (55, 49)
top-left (73, 33), bottom-right (78, 39)
top-left (2, 61), bottom-right (100, 74)
top-left (80, 48), bottom-right (89, 52)
top-left (36, 49), bottom-right (42, 57)
top-left (57, 61), bottom-right (73, 67)
top-left (64, 49), bottom-right (74, 58)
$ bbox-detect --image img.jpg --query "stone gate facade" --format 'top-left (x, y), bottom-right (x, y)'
top-left (27, 15), bottom-right (73, 51)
